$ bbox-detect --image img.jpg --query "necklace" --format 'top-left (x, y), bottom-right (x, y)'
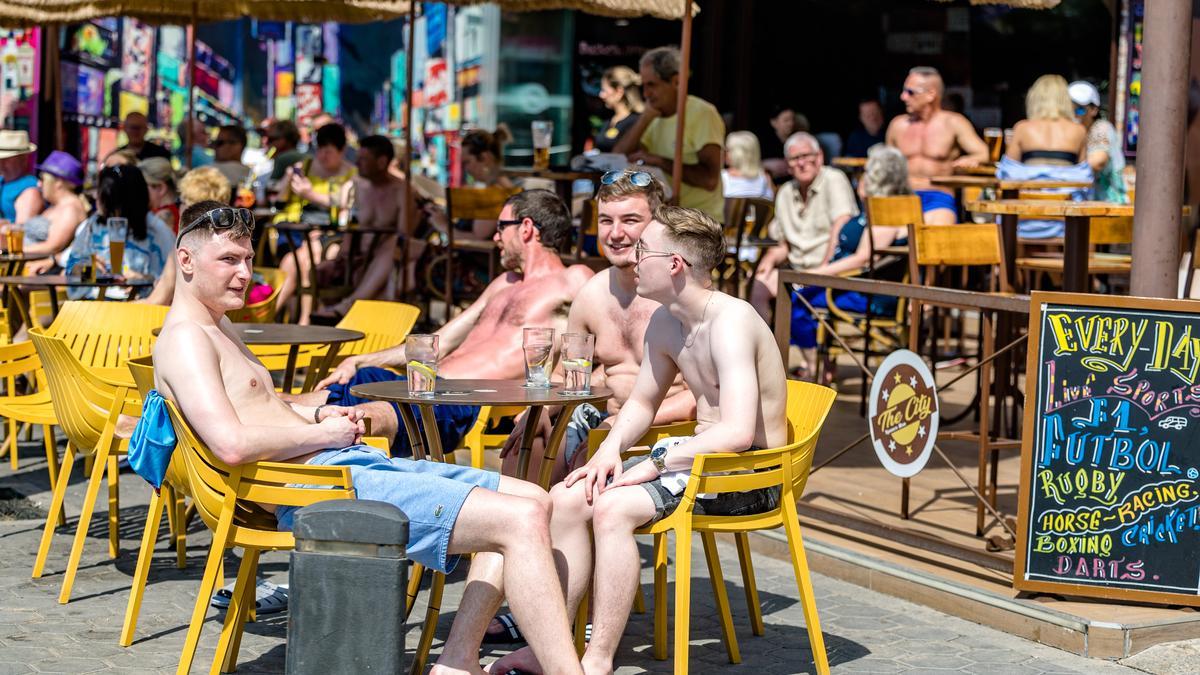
top-left (681, 290), bottom-right (715, 348)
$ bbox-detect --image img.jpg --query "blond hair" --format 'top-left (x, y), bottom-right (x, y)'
top-left (1026, 74), bottom-right (1075, 121)
top-left (178, 166), bottom-right (232, 207)
top-left (725, 131), bottom-right (763, 176)
top-left (654, 205), bottom-right (725, 273)
top-left (602, 66), bottom-right (644, 113)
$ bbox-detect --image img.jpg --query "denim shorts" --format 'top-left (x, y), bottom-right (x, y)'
top-left (276, 445), bottom-right (500, 574)
top-left (620, 455), bottom-right (781, 526)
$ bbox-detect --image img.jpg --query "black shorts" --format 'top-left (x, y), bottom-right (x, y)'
top-left (620, 456), bottom-right (781, 526)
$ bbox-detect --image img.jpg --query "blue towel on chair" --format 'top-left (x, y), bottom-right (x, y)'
top-left (128, 390), bottom-right (176, 490)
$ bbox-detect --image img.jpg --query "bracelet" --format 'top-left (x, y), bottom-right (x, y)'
top-left (313, 404), bottom-right (329, 424)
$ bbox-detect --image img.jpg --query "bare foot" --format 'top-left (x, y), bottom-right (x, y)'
top-left (484, 646), bottom-right (543, 675)
top-left (430, 661), bottom-right (486, 675)
top-left (580, 653), bottom-right (613, 675)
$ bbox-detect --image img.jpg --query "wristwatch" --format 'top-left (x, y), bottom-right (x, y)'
top-left (650, 444), bottom-right (668, 474)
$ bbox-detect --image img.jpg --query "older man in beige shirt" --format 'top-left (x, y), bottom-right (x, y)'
top-left (750, 131), bottom-right (858, 319)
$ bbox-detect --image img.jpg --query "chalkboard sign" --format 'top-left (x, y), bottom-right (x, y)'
top-left (1015, 292), bottom-right (1200, 606)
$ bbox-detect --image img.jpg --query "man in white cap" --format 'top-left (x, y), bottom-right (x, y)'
top-left (1069, 80), bottom-right (1127, 203)
top-left (0, 129), bottom-right (43, 224)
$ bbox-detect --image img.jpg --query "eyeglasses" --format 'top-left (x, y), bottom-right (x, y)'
top-left (176, 207), bottom-right (254, 247)
top-left (902, 87), bottom-right (925, 97)
top-left (601, 170), bottom-right (653, 187)
top-left (786, 152), bottom-right (820, 164)
top-left (634, 239), bottom-right (692, 267)
top-left (496, 217), bottom-right (540, 233)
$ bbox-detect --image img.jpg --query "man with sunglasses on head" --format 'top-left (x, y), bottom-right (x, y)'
top-left (308, 189), bottom-right (594, 456)
top-left (886, 66), bottom-right (990, 224)
top-left (154, 199), bottom-right (585, 675)
top-left (489, 204), bottom-right (788, 675)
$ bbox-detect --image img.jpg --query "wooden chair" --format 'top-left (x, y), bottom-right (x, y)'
top-left (29, 328), bottom-right (144, 604)
top-left (722, 197), bottom-right (775, 296)
top-left (865, 195), bottom-right (923, 232)
top-left (1016, 216), bottom-right (1133, 286)
top-left (627, 381), bottom-right (835, 674)
top-left (435, 185), bottom-right (521, 321)
top-left (225, 267), bottom-right (287, 323)
top-left (163, 397), bottom-right (354, 675)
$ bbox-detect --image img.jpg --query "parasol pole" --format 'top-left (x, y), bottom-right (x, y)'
top-left (185, 0), bottom-right (198, 169)
top-left (400, 0), bottom-right (418, 298)
top-left (670, 0), bottom-right (693, 205)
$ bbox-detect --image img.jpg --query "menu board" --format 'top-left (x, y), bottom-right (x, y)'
top-left (1015, 292), bottom-right (1200, 606)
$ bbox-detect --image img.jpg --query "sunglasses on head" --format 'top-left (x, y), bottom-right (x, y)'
top-left (601, 170), bottom-right (653, 187)
top-left (176, 207), bottom-right (254, 247)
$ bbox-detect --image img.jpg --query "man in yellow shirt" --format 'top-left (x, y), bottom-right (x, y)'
top-left (613, 46), bottom-right (725, 222)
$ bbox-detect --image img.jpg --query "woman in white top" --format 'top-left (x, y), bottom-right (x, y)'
top-left (722, 131), bottom-right (774, 200)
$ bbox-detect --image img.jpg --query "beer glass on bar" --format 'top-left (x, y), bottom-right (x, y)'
top-left (531, 121), bottom-right (553, 171)
top-left (983, 127), bottom-right (1003, 163)
top-left (106, 217), bottom-right (128, 277)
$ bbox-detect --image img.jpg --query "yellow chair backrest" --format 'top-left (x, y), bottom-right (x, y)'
top-left (226, 268), bottom-right (287, 324)
top-left (163, 397), bottom-right (353, 542)
top-left (47, 300), bottom-right (168, 368)
top-left (127, 355), bottom-right (192, 495)
top-left (447, 185), bottom-right (522, 221)
top-left (335, 300), bottom-right (420, 357)
top-left (0, 340), bottom-right (45, 391)
top-left (1090, 216), bottom-right (1133, 246)
top-left (30, 328), bottom-right (140, 458)
top-left (866, 195), bottom-right (924, 228)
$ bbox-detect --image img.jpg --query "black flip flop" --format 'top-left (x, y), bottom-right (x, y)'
top-left (481, 612), bottom-right (525, 645)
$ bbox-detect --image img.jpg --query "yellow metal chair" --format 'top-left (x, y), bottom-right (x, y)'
top-left (459, 404), bottom-right (526, 469)
top-left (296, 300), bottom-right (420, 392)
top-left (626, 382), bottom-right (835, 674)
top-left (28, 329), bottom-right (143, 604)
top-left (0, 341), bottom-right (58, 481)
top-left (164, 396), bottom-right (354, 675)
top-left (225, 267), bottom-right (287, 323)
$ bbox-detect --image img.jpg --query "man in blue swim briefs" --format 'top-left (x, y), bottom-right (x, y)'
top-left (154, 200), bottom-right (584, 674)
top-left (295, 189), bottom-right (594, 458)
top-left (886, 66), bottom-right (990, 224)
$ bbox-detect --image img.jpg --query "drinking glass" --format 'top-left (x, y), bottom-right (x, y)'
top-left (531, 120), bottom-right (553, 171)
top-left (522, 327), bottom-right (555, 388)
top-left (106, 217), bottom-right (128, 277)
top-left (983, 127), bottom-right (1003, 163)
top-left (5, 223), bottom-right (23, 255)
top-left (560, 333), bottom-right (595, 396)
top-left (406, 334), bottom-right (439, 398)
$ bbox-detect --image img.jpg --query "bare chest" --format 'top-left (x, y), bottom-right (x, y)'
top-left (478, 279), bottom-right (569, 329)
top-left (357, 184), bottom-right (401, 230)
top-left (592, 298), bottom-right (658, 367)
top-left (897, 118), bottom-right (958, 159)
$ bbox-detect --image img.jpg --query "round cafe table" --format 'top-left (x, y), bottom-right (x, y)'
top-left (351, 378), bottom-right (613, 488)
top-left (0, 274), bottom-right (153, 320)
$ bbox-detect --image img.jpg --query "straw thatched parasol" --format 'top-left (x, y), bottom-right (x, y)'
top-left (0, 0), bottom-right (412, 26)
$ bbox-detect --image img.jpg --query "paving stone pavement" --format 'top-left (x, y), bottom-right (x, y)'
top-left (0, 443), bottom-right (1168, 674)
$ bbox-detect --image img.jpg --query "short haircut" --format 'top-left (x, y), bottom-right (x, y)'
top-left (179, 166), bottom-right (232, 207)
top-left (315, 123), bottom-right (347, 150)
top-left (783, 131), bottom-right (820, 157)
top-left (908, 66), bottom-right (944, 96)
top-left (359, 134), bottom-right (396, 162)
top-left (640, 46), bottom-right (681, 81)
top-left (268, 119), bottom-right (301, 147)
top-left (506, 189), bottom-right (572, 252)
top-left (1025, 74), bottom-right (1074, 121)
top-left (654, 205), bottom-right (724, 273)
top-left (862, 145), bottom-right (912, 198)
top-left (218, 124), bottom-right (248, 148)
top-left (595, 171), bottom-right (666, 213)
top-left (725, 131), bottom-right (763, 176)
top-left (179, 199), bottom-right (253, 249)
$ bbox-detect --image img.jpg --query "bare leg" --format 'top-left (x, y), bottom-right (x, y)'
top-left (435, 485), bottom-right (582, 675)
top-left (582, 486), bottom-right (656, 675)
top-left (434, 477), bottom-right (551, 675)
top-left (276, 250), bottom-right (300, 315)
top-left (750, 268), bottom-right (778, 321)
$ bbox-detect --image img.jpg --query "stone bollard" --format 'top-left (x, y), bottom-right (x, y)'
top-left (286, 499), bottom-right (409, 674)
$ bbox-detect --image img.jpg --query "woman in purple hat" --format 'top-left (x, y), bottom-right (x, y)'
top-left (25, 151), bottom-right (88, 274)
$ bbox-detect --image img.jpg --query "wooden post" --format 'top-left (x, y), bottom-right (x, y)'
top-left (1130, 0), bottom-right (1191, 297)
top-left (185, 1), bottom-right (198, 169)
top-left (400, 0), bottom-right (418, 298)
top-left (670, 0), bottom-right (693, 205)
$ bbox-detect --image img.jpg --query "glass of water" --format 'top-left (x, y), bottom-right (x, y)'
top-left (560, 333), bottom-right (595, 396)
top-left (522, 327), bottom-right (555, 388)
top-left (406, 334), bottom-right (439, 398)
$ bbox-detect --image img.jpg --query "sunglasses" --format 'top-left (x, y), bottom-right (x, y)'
top-left (496, 217), bottom-right (540, 233)
top-left (902, 87), bottom-right (925, 97)
top-left (634, 239), bottom-right (693, 267)
top-left (601, 170), bottom-right (653, 187)
top-left (176, 207), bottom-right (254, 247)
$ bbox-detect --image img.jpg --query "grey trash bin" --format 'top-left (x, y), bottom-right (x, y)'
top-left (286, 499), bottom-right (409, 674)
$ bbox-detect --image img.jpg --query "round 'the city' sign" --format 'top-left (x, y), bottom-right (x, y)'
top-left (868, 350), bottom-right (939, 478)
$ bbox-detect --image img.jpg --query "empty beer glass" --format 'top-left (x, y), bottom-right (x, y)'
top-left (523, 327), bottom-right (555, 388)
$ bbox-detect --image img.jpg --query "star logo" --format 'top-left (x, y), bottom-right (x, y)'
top-left (894, 372), bottom-right (902, 385)
top-left (882, 388), bottom-right (890, 402)
top-left (888, 440), bottom-right (896, 451)
top-left (917, 426), bottom-right (926, 438)
top-left (905, 446), bottom-right (913, 456)
top-left (909, 375), bottom-right (918, 388)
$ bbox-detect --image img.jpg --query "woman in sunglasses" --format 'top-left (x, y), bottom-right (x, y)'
top-left (62, 165), bottom-right (175, 301)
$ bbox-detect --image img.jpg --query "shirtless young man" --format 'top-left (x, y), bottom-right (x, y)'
top-left (313, 135), bottom-right (404, 321)
top-left (154, 200), bottom-right (583, 675)
top-left (885, 66), bottom-right (989, 224)
top-left (308, 189), bottom-right (594, 452)
top-left (489, 205), bottom-right (788, 675)
top-left (497, 171), bottom-right (695, 484)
